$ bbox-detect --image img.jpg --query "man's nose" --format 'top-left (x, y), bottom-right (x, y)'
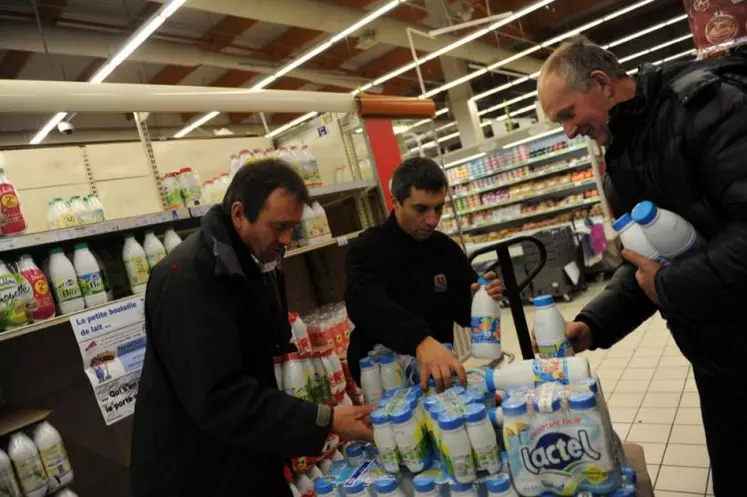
top-left (563, 122), bottom-right (579, 139)
top-left (425, 212), bottom-right (439, 227)
top-left (279, 229), bottom-right (293, 246)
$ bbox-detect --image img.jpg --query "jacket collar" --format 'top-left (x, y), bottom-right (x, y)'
top-left (607, 63), bottom-right (662, 142)
top-left (200, 205), bottom-right (260, 279)
top-left (384, 212), bottom-right (435, 251)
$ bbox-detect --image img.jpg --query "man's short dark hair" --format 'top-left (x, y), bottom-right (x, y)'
top-left (221, 159), bottom-right (310, 222)
top-left (391, 157), bottom-right (448, 204)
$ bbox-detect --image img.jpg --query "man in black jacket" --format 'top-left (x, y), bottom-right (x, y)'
top-left (538, 36), bottom-right (747, 494)
top-left (131, 160), bottom-right (373, 497)
top-left (345, 158), bottom-right (503, 392)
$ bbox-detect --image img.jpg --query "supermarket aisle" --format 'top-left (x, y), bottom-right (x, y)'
top-left (478, 283), bottom-right (713, 497)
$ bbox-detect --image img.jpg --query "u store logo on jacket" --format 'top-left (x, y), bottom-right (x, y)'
top-left (433, 274), bottom-right (448, 292)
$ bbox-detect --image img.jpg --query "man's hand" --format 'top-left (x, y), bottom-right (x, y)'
top-left (622, 249), bottom-right (664, 304)
top-left (471, 271), bottom-right (504, 302)
top-left (416, 336), bottom-right (467, 393)
top-left (532, 321), bottom-right (593, 354)
top-left (331, 405), bottom-right (375, 441)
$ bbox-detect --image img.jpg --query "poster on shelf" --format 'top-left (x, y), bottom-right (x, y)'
top-left (68, 296), bottom-right (146, 425)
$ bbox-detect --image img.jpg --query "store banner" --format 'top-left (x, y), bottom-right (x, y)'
top-left (684, 0), bottom-right (747, 56)
top-left (69, 296), bottom-right (146, 425)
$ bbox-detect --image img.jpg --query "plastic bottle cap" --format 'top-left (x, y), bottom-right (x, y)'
top-left (444, 343), bottom-right (454, 351)
top-left (609, 485), bottom-right (637, 497)
top-left (359, 357), bottom-right (375, 369)
top-left (374, 477), bottom-right (398, 494)
top-left (450, 385), bottom-right (465, 396)
top-left (413, 474), bottom-right (436, 492)
top-left (422, 397), bottom-right (439, 411)
top-left (573, 377), bottom-right (599, 394)
top-left (487, 407), bottom-right (502, 427)
top-left (612, 213), bottom-right (633, 232)
top-left (622, 466), bottom-right (637, 484)
top-left (533, 295), bottom-right (554, 307)
top-left (484, 367), bottom-right (497, 392)
top-left (477, 277), bottom-right (492, 286)
top-left (533, 395), bottom-right (562, 412)
top-left (378, 353), bottom-right (396, 365)
top-left (568, 391), bottom-right (596, 410)
top-left (390, 407), bottom-right (413, 424)
top-left (501, 396), bottom-right (528, 416)
top-left (485, 474), bottom-right (511, 492)
top-left (451, 482), bottom-right (472, 492)
top-left (438, 413), bottom-right (463, 430)
top-left (377, 398), bottom-right (390, 409)
top-left (409, 384), bottom-right (423, 398)
top-left (346, 444), bottom-right (363, 457)
top-left (631, 200), bottom-right (658, 226)
top-left (464, 403), bottom-right (487, 423)
top-left (74, 242), bottom-right (88, 250)
top-left (346, 481), bottom-right (365, 494)
top-left (314, 479), bottom-right (335, 495)
top-left (371, 409), bottom-right (390, 425)
top-left (50, 248), bottom-right (63, 255)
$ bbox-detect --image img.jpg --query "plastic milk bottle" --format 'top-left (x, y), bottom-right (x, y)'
top-left (438, 413), bottom-right (476, 484)
top-left (485, 474), bottom-right (519, 497)
top-left (471, 277), bottom-right (502, 359)
top-left (374, 477), bottom-right (406, 497)
top-left (143, 231), bottom-right (167, 269)
top-left (33, 422), bottom-right (73, 492)
top-left (0, 168), bottom-right (27, 235)
top-left (464, 403), bottom-right (501, 474)
top-left (631, 201), bottom-right (703, 259)
top-left (163, 229), bottom-right (182, 253)
top-left (123, 234), bottom-right (150, 294)
top-left (612, 213), bottom-right (666, 264)
top-left (502, 395), bottom-right (541, 495)
top-left (391, 407), bottom-right (431, 473)
top-left (485, 357), bottom-right (591, 391)
top-left (379, 353), bottom-right (404, 392)
top-left (0, 448), bottom-right (21, 497)
top-left (372, 409), bottom-right (401, 473)
top-left (73, 243), bottom-right (108, 307)
top-left (533, 295), bottom-right (573, 358)
top-left (413, 475), bottom-right (438, 497)
top-left (8, 432), bottom-right (48, 497)
top-left (48, 248), bottom-right (85, 314)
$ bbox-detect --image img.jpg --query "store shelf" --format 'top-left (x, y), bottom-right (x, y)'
top-left (286, 230), bottom-right (363, 258)
top-left (443, 179), bottom-right (596, 220)
top-left (0, 208), bottom-right (191, 252)
top-left (449, 143), bottom-right (587, 185)
top-left (445, 197), bottom-right (601, 235)
top-left (449, 159), bottom-right (591, 201)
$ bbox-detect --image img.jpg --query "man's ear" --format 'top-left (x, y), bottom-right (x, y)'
top-left (590, 70), bottom-right (613, 97)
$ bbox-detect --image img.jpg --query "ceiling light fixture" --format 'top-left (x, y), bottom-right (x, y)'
top-left (30, 0), bottom-right (188, 145)
top-left (266, 112), bottom-right (320, 139)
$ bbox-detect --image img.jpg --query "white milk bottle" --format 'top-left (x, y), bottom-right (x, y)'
top-left (471, 277), bottom-right (502, 360)
top-left (485, 357), bottom-right (591, 391)
top-left (631, 200), bottom-right (702, 259)
top-left (612, 213), bottom-right (665, 264)
top-left (300, 352), bottom-right (319, 402)
top-left (438, 413), bottom-right (476, 484)
top-left (123, 234), bottom-right (150, 294)
top-left (345, 481), bottom-right (367, 497)
top-left (273, 356), bottom-right (284, 390)
top-left (485, 474), bottom-right (518, 497)
top-left (0, 448), bottom-right (21, 497)
top-left (283, 352), bottom-right (309, 401)
top-left (345, 444), bottom-right (364, 466)
top-left (178, 167), bottom-right (201, 206)
top-left (318, 458), bottom-right (333, 474)
top-left (450, 482), bottom-right (478, 497)
top-left (289, 313), bottom-right (311, 352)
top-left (8, 432), bottom-right (48, 497)
top-left (73, 243), bottom-right (108, 307)
top-left (301, 204), bottom-right (321, 245)
top-left (201, 180), bottom-right (214, 205)
top-left (312, 352), bottom-right (332, 402)
top-left (314, 479), bottom-right (335, 497)
top-left (163, 229), bottom-right (182, 253)
top-left (391, 408), bottom-right (431, 473)
top-left (33, 422), bottom-right (73, 492)
top-left (374, 477), bottom-right (406, 497)
top-left (68, 196), bottom-right (89, 224)
top-left (163, 173), bottom-right (184, 209)
top-left (501, 396), bottom-right (540, 495)
top-left (48, 248), bottom-right (85, 314)
top-left (84, 194), bottom-right (105, 222)
top-left (307, 465), bottom-right (324, 482)
top-left (533, 295), bottom-right (573, 358)
top-left (371, 409), bottom-right (401, 473)
top-left (311, 201), bottom-right (332, 241)
top-left (320, 351), bottom-right (339, 401)
top-left (294, 474), bottom-right (314, 497)
top-left (464, 403), bottom-right (501, 474)
top-left (143, 231), bottom-right (167, 269)
top-left (413, 475), bottom-right (438, 497)
top-left (379, 353), bottom-right (404, 392)
top-left (360, 357), bottom-right (384, 404)
top-left (47, 198), bottom-right (76, 229)
top-left (239, 149), bottom-right (252, 167)
top-left (289, 482), bottom-right (301, 497)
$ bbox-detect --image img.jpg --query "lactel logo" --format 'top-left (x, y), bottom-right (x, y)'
top-left (520, 429), bottom-right (601, 475)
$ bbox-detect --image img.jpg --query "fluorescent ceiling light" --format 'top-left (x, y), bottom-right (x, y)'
top-left (477, 90), bottom-right (538, 117)
top-left (444, 152), bottom-right (486, 168)
top-left (502, 127), bottom-right (562, 149)
top-left (395, 108), bottom-right (450, 135)
top-left (30, 0), bottom-right (187, 145)
top-left (618, 34), bottom-right (693, 63)
top-left (266, 112), bottom-right (320, 139)
top-left (176, 0), bottom-right (405, 138)
top-left (604, 14), bottom-right (687, 49)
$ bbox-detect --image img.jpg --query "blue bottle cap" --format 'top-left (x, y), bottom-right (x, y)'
top-left (413, 475), bottom-right (436, 493)
top-left (360, 357), bottom-right (376, 369)
top-left (410, 384), bottom-right (424, 398)
top-left (502, 396), bottom-right (528, 416)
top-left (374, 477), bottom-right (398, 494)
top-left (622, 466), bottom-right (637, 484)
top-left (371, 409), bottom-right (390, 425)
top-left (488, 407), bottom-right (503, 427)
top-left (346, 481), bottom-right (366, 494)
top-left (423, 396), bottom-right (439, 411)
top-left (533, 294), bottom-right (554, 307)
top-left (464, 403), bottom-right (487, 423)
top-left (572, 377), bottom-right (598, 394)
top-left (568, 391), bottom-right (596, 410)
top-left (451, 482), bottom-right (473, 492)
top-left (346, 444), bottom-right (363, 457)
top-left (484, 367), bottom-right (497, 392)
top-left (500, 451), bottom-right (509, 464)
top-left (477, 276), bottom-right (492, 286)
top-left (438, 413), bottom-right (464, 430)
top-left (390, 407), bottom-right (414, 424)
top-left (533, 395), bottom-right (562, 412)
top-left (315, 478), bottom-right (335, 495)
top-left (409, 397), bottom-right (419, 410)
top-left (377, 397), bottom-right (390, 409)
top-left (450, 385), bottom-right (466, 396)
top-left (631, 200), bottom-right (658, 226)
top-left (379, 353), bottom-right (397, 365)
top-left (444, 343), bottom-right (454, 351)
top-left (609, 484), bottom-right (637, 497)
top-left (485, 474), bottom-right (511, 492)
top-left (612, 212), bottom-right (633, 232)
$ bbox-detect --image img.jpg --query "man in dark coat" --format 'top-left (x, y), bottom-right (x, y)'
top-left (130, 160), bottom-right (373, 497)
top-left (538, 36), bottom-right (747, 495)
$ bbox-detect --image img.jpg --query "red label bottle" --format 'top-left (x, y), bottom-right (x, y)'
top-left (0, 169), bottom-right (26, 235)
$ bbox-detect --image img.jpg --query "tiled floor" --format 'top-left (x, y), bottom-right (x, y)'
top-left (468, 282), bottom-right (714, 497)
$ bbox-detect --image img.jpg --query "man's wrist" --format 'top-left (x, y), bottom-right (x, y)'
top-left (316, 404), bottom-right (333, 429)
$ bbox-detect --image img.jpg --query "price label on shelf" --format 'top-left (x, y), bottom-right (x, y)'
top-left (336, 236), bottom-right (349, 247)
top-left (0, 237), bottom-right (19, 252)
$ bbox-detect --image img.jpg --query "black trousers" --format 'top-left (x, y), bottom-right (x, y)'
top-left (694, 366), bottom-right (747, 496)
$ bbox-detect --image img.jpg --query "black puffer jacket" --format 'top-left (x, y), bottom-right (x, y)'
top-left (577, 56), bottom-right (747, 375)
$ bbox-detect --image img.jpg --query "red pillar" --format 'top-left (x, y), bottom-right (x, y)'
top-left (363, 118), bottom-right (402, 212)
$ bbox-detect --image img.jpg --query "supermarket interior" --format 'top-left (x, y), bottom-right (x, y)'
top-left (0, 0), bottom-right (734, 496)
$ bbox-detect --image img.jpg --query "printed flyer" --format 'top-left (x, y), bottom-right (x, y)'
top-left (69, 296), bottom-right (146, 425)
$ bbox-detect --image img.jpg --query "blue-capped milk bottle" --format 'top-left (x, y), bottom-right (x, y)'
top-left (485, 474), bottom-right (519, 497)
top-left (533, 295), bottom-right (573, 358)
top-left (391, 408), bottom-right (431, 473)
top-left (502, 395), bottom-right (542, 496)
top-left (374, 477), bottom-right (405, 497)
top-left (438, 413), bottom-right (476, 484)
top-left (612, 213), bottom-right (665, 264)
top-left (470, 277), bottom-right (502, 359)
top-left (412, 475), bottom-right (438, 497)
top-left (631, 200), bottom-right (703, 259)
top-left (450, 482), bottom-right (478, 497)
top-left (464, 403), bottom-right (501, 475)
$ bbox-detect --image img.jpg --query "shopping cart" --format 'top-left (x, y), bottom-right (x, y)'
top-left (469, 236), bottom-right (547, 361)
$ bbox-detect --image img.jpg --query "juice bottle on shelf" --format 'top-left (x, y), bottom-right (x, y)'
top-left (0, 168), bottom-right (26, 235)
top-left (163, 229), bottom-right (182, 253)
top-left (533, 295), bottom-right (573, 358)
top-left (17, 255), bottom-right (55, 321)
top-left (470, 277), bottom-right (502, 360)
top-left (0, 448), bottom-right (21, 497)
top-left (178, 167), bottom-right (201, 207)
top-left (73, 243), bottom-right (108, 307)
top-left (83, 194), bottom-right (105, 222)
top-left (123, 234), bottom-right (150, 294)
top-left (143, 231), bottom-right (167, 269)
top-left (301, 145), bottom-right (322, 186)
top-left (163, 173), bottom-right (185, 209)
top-left (0, 260), bottom-right (32, 330)
top-left (48, 248), bottom-right (85, 314)
top-left (33, 422), bottom-right (73, 492)
top-left (8, 432), bottom-right (48, 497)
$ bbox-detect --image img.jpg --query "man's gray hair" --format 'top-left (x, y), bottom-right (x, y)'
top-left (542, 35), bottom-right (629, 91)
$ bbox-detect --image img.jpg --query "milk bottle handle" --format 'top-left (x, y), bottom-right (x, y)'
top-left (468, 236), bottom-right (547, 360)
